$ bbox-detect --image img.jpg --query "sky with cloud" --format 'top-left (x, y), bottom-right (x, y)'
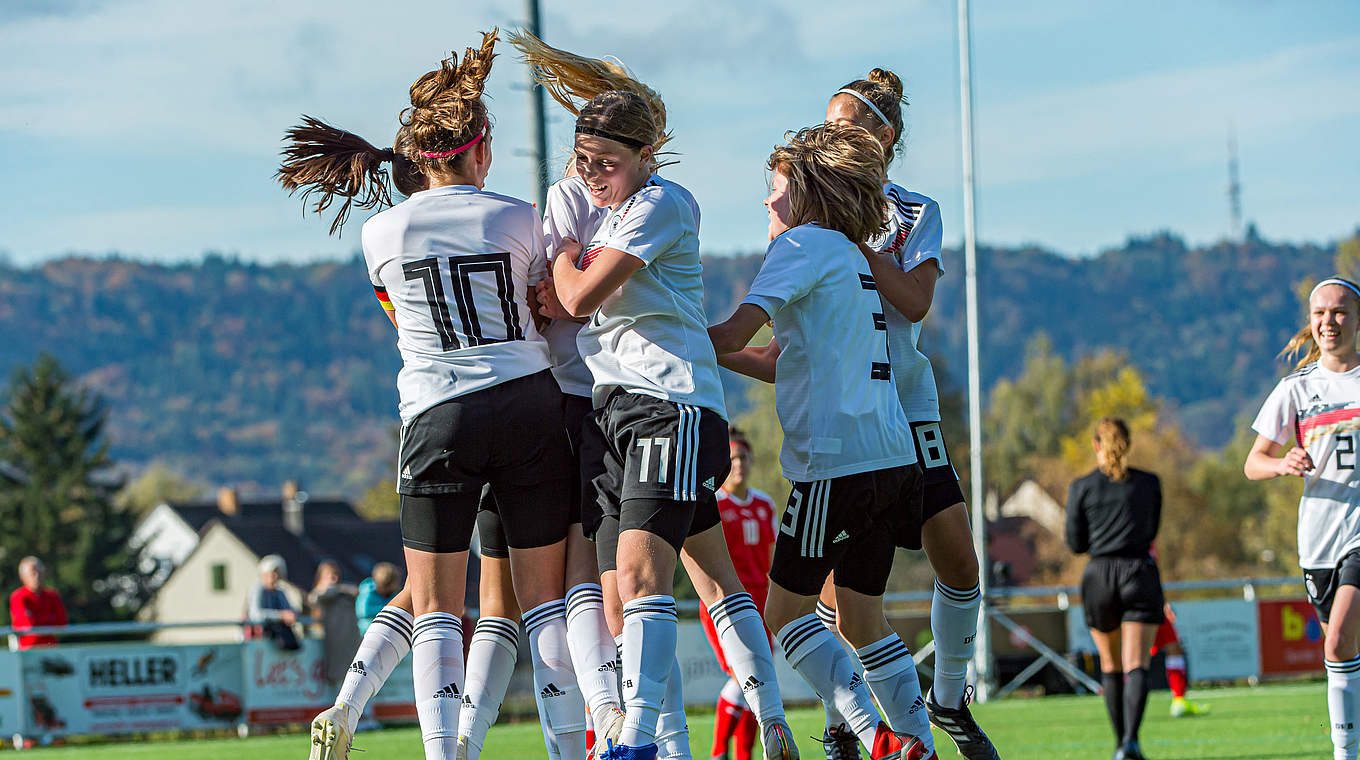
top-left (1, 0), bottom-right (1356, 264)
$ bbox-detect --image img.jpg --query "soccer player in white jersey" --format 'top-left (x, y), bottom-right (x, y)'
top-left (512, 31), bottom-right (797, 760)
top-left (1247, 277), bottom-right (1360, 760)
top-left (709, 123), bottom-right (935, 760)
top-left (816, 68), bottom-right (999, 760)
top-left (277, 32), bottom-right (583, 760)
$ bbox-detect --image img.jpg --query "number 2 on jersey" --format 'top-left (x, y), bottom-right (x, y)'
top-left (1338, 434), bottom-right (1355, 470)
top-left (403, 253), bottom-right (523, 350)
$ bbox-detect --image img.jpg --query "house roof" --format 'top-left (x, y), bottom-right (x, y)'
top-left (167, 498), bottom-right (361, 534)
top-left (200, 515), bottom-right (404, 588)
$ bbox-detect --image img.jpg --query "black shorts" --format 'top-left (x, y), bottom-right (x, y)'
top-left (895, 421), bottom-right (965, 550)
top-left (477, 393), bottom-right (595, 559)
top-left (398, 370), bottom-right (573, 554)
top-left (1304, 550), bottom-right (1360, 624)
top-left (1081, 555), bottom-right (1166, 632)
top-left (591, 391), bottom-right (729, 556)
top-left (770, 463), bottom-right (923, 598)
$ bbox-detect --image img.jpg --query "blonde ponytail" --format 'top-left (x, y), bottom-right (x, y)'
top-left (1095, 417), bottom-right (1131, 481)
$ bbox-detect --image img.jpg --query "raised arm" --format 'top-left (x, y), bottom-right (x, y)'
top-left (859, 243), bottom-right (938, 323)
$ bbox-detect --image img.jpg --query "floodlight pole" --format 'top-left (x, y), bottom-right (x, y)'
top-left (525, 0), bottom-right (549, 211)
top-left (957, 0), bottom-right (993, 702)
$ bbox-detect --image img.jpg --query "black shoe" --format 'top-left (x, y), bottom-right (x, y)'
top-left (1114, 740), bottom-right (1147, 760)
top-left (819, 723), bottom-right (862, 760)
top-left (925, 687), bottom-right (1001, 760)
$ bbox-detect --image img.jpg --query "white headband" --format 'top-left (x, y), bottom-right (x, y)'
top-left (1310, 278), bottom-right (1360, 302)
top-left (834, 89), bottom-right (891, 132)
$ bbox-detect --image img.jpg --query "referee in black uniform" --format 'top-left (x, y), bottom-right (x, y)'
top-left (1066, 417), bottom-right (1164, 760)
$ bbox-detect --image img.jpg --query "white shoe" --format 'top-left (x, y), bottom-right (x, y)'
top-left (309, 706), bottom-right (354, 760)
top-left (592, 706), bottom-right (626, 759)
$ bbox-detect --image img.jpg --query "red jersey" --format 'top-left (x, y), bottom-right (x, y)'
top-left (9, 586), bottom-right (67, 649)
top-left (717, 488), bottom-right (776, 593)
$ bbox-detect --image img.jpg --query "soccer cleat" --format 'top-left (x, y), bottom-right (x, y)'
top-left (1113, 740), bottom-right (1146, 760)
top-left (1169, 696), bottom-right (1209, 718)
top-left (761, 719), bottom-right (799, 760)
top-left (869, 721), bottom-right (936, 760)
top-left (819, 723), bottom-right (862, 760)
top-left (925, 687), bottom-right (1000, 760)
top-left (309, 705), bottom-right (354, 760)
top-left (599, 740), bottom-right (660, 760)
top-left (592, 706), bottom-right (627, 759)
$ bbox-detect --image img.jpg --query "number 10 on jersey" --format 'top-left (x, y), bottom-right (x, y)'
top-left (403, 253), bottom-right (523, 350)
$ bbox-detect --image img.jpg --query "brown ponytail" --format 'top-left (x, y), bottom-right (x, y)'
top-left (401, 30), bottom-right (499, 175)
top-left (834, 67), bottom-right (908, 166)
top-left (1095, 417), bottom-right (1131, 481)
top-left (1280, 276), bottom-right (1360, 370)
top-left (276, 116), bottom-right (397, 235)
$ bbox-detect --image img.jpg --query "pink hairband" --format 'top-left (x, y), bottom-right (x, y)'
top-left (420, 129), bottom-right (486, 159)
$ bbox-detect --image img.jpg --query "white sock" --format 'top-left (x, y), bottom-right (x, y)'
top-left (334, 606), bottom-right (413, 729)
top-left (1327, 656), bottom-right (1360, 760)
top-left (524, 599), bottom-right (587, 760)
top-left (412, 612), bottom-right (464, 760)
top-left (655, 654), bottom-right (690, 759)
top-left (815, 599), bottom-right (849, 732)
top-left (857, 633), bottom-right (933, 753)
top-left (567, 583), bottom-right (623, 720)
top-left (458, 616), bottom-right (519, 759)
top-left (619, 595), bottom-right (678, 746)
top-left (707, 592), bottom-right (785, 727)
top-left (931, 579), bottom-right (980, 709)
top-left (776, 614), bottom-right (882, 749)
top-left (535, 687), bottom-right (562, 760)
top-left (719, 676), bottom-right (747, 708)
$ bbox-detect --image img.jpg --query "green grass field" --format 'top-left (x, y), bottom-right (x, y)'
top-left (23, 682), bottom-right (1333, 759)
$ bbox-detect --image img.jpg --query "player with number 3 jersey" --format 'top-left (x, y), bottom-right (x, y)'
top-left (1248, 277), bottom-right (1360, 760)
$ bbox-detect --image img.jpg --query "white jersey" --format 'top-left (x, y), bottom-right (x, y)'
top-left (576, 178), bottom-right (724, 416)
top-left (869, 183), bottom-right (944, 423)
top-left (542, 175), bottom-right (700, 398)
top-left (743, 223), bottom-right (917, 482)
top-left (362, 184), bottom-right (551, 423)
top-left (1252, 361), bottom-right (1360, 569)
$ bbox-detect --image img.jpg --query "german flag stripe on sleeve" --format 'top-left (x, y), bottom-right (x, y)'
top-left (374, 286), bottom-right (395, 312)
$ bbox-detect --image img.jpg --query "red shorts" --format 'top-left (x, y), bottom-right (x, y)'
top-left (1150, 618), bottom-right (1179, 655)
top-left (700, 584), bottom-right (772, 677)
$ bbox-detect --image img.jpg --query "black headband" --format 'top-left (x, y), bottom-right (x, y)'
top-left (575, 124), bottom-right (648, 150)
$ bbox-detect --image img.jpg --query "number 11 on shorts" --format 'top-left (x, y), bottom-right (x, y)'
top-left (636, 437), bottom-right (672, 483)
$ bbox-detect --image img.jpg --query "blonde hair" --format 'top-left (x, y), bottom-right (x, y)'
top-left (371, 562), bottom-right (400, 597)
top-left (1095, 417), bottom-right (1131, 481)
top-left (833, 68), bottom-right (907, 168)
top-left (275, 31), bottom-right (497, 235)
top-left (507, 30), bottom-right (674, 167)
top-left (766, 123), bottom-right (888, 245)
top-left (1281, 276), bottom-right (1360, 370)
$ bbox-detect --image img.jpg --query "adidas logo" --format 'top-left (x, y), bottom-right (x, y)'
top-left (348, 660), bottom-right (367, 675)
top-left (847, 673), bottom-right (864, 690)
top-left (741, 675), bottom-right (764, 692)
top-left (433, 683), bottom-right (461, 699)
top-left (832, 530), bottom-right (850, 543)
top-left (540, 683), bottom-right (567, 698)
top-left (461, 695), bottom-right (473, 706)
top-left (908, 696), bottom-right (925, 715)
top-left (703, 476), bottom-right (716, 490)
top-left (401, 465), bottom-right (413, 479)
top-left (597, 661), bottom-right (617, 673)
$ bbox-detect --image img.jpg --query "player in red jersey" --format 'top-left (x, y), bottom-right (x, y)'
top-left (701, 429), bottom-right (776, 760)
top-left (1150, 603), bottom-right (1209, 717)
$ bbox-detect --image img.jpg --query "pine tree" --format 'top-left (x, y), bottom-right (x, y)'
top-left (0, 354), bottom-right (133, 621)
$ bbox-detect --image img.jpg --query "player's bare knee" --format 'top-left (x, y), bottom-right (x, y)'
top-left (935, 552), bottom-right (979, 590)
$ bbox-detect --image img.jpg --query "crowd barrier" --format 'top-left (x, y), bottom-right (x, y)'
top-left (0, 577), bottom-right (1319, 742)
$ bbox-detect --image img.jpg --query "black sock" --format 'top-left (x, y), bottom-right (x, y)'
top-left (1123, 667), bottom-right (1150, 746)
top-left (1101, 671), bottom-right (1125, 744)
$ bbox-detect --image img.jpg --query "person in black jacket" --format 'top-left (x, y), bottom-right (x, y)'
top-left (1066, 417), bottom-right (1164, 760)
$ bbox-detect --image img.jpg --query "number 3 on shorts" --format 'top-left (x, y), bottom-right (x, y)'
top-left (914, 423), bottom-right (949, 469)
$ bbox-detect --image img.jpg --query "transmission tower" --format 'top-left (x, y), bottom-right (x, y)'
top-left (1227, 126), bottom-right (1243, 242)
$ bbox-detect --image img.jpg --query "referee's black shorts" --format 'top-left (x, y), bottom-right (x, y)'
top-left (398, 370), bottom-right (572, 554)
top-left (590, 391), bottom-right (729, 568)
top-left (1081, 555), bottom-right (1166, 632)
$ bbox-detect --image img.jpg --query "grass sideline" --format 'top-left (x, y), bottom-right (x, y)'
top-left (23, 682), bottom-right (1330, 759)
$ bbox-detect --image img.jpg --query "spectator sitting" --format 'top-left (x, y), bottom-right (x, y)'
top-left (355, 562), bottom-right (401, 634)
top-left (248, 554), bottom-right (299, 651)
top-left (308, 560), bottom-right (361, 689)
top-left (8, 557), bottom-right (67, 649)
